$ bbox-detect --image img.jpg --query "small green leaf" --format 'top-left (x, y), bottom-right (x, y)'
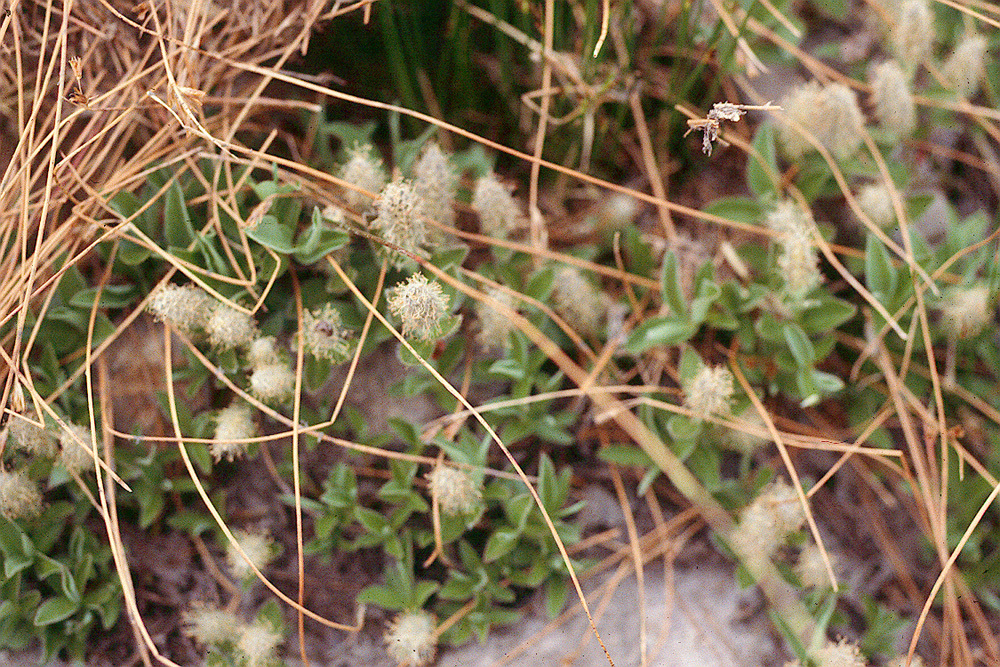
top-left (245, 215), bottom-right (296, 254)
top-left (747, 122), bottom-right (778, 197)
top-left (597, 444), bottom-right (654, 468)
top-left (293, 208), bottom-right (350, 265)
top-left (356, 584), bottom-right (407, 611)
top-left (865, 234), bottom-right (897, 302)
top-left (624, 316), bottom-right (698, 352)
top-left (661, 252), bottom-right (687, 316)
top-left (798, 296), bottom-right (856, 334)
top-left (164, 180), bottom-right (196, 248)
top-left (34, 597), bottom-right (80, 626)
top-left (544, 576), bottom-right (569, 618)
top-left (782, 323), bottom-right (815, 368)
top-left (483, 527), bottom-right (520, 563)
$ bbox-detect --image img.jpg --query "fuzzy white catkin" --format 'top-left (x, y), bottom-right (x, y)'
top-left (0, 470), bottom-right (43, 520)
top-left (340, 145), bottom-right (387, 209)
top-left (476, 288), bottom-right (517, 350)
top-left (942, 35), bottom-right (988, 98)
top-left (384, 610), bottom-right (437, 666)
top-left (427, 465), bottom-right (481, 515)
top-left (870, 61), bottom-right (916, 138)
top-left (812, 638), bottom-right (868, 667)
top-left (58, 424), bottom-right (96, 474)
top-left (856, 182), bottom-right (896, 229)
top-left (6, 413), bottom-right (55, 457)
top-left (249, 363), bottom-right (295, 402)
top-left (716, 407), bottom-right (770, 453)
top-left (886, 655), bottom-right (926, 667)
top-left (778, 81), bottom-right (864, 160)
top-left (211, 401), bottom-right (255, 462)
top-left (893, 0), bottom-right (934, 71)
top-left (182, 603), bottom-right (240, 645)
top-left (413, 143), bottom-right (458, 234)
top-left (551, 267), bottom-right (604, 338)
top-left (372, 179), bottom-right (428, 268)
top-left (146, 283), bottom-right (213, 335)
top-left (766, 200), bottom-right (821, 300)
top-left (796, 542), bottom-right (835, 589)
top-left (227, 529), bottom-right (276, 582)
top-left (683, 366), bottom-right (734, 420)
top-left (729, 479), bottom-right (807, 571)
top-left (301, 303), bottom-right (351, 361)
top-left (247, 336), bottom-right (281, 368)
top-left (939, 285), bottom-right (992, 339)
top-left (387, 273), bottom-right (450, 341)
top-left (206, 302), bottom-right (257, 349)
top-left (472, 173), bottom-right (524, 239)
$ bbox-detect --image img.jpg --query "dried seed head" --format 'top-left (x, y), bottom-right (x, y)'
top-left (413, 143), bottom-right (458, 235)
top-left (6, 413), bottom-right (56, 458)
top-left (340, 145), bottom-right (387, 209)
top-left (58, 423), bottom-right (96, 474)
top-left (887, 655), bottom-right (926, 667)
top-left (427, 464), bottom-right (481, 515)
top-left (249, 363), bottom-right (295, 403)
top-left (893, 0), bottom-right (934, 71)
top-left (869, 61), bottom-right (916, 138)
top-left (856, 182), bottom-right (897, 229)
top-left (372, 179), bottom-right (428, 268)
top-left (766, 201), bottom-right (821, 300)
top-left (942, 35), bottom-right (988, 98)
top-left (387, 273), bottom-right (450, 341)
top-left (0, 470), bottom-right (43, 520)
top-left (236, 619), bottom-right (282, 667)
top-left (551, 267), bottom-right (604, 338)
top-left (301, 302), bottom-right (351, 361)
top-left (939, 285), bottom-right (992, 339)
top-left (384, 610), bottom-right (437, 667)
top-left (778, 81), bottom-right (864, 160)
top-left (247, 336), bottom-right (282, 369)
top-left (206, 302), bottom-right (258, 350)
top-left (796, 541), bottom-right (836, 589)
top-left (146, 283), bottom-right (213, 335)
top-left (683, 365), bottom-right (734, 420)
top-left (813, 638), bottom-right (867, 667)
top-left (182, 603), bottom-right (240, 646)
top-left (227, 528), bottom-right (276, 583)
top-left (211, 401), bottom-right (255, 462)
top-left (472, 173), bottom-right (525, 239)
top-left (476, 288), bottom-right (518, 351)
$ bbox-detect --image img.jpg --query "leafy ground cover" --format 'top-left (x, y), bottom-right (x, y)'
top-left (1, 1), bottom-right (999, 665)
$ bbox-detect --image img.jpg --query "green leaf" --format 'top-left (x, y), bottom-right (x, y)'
top-left (544, 576), bottom-right (569, 618)
top-left (483, 527), bottom-right (520, 563)
top-left (798, 296), bottom-right (856, 334)
top-left (33, 597), bottom-right (80, 626)
top-left (504, 493), bottom-right (534, 531)
top-left (164, 180), bottom-right (196, 248)
top-left (865, 234), bottom-right (897, 302)
top-left (747, 122), bottom-right (778, 197)
top-left (293, 208), bottom-right (350, 265)
top-left (356, 584), bottom-right (407, 611)
top-left (661, 252), bottom-right (687, 316)
top-left (245, 215), bottom-right (296, 254)
top-left (0, 523), bottom-right (34, 579)
top-left (782, 323), bottom-right (816, 368)
top-left (701, 197), bottom-right (763, 224)
top-left (624, 316), bottom-right (698, 352)
top-left (597, 444), bottom-right (654, 468)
